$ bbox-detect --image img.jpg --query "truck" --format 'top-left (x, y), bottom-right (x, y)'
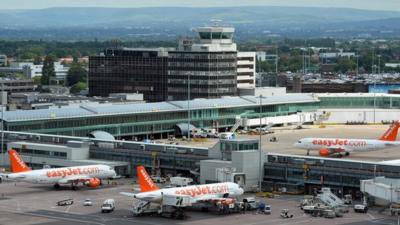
top-left (132, 194), bottom-right (191, 219)
top-left (170, 177), bottom-right (193, 187)
top-left (101, 199), bottom-right (115, 213)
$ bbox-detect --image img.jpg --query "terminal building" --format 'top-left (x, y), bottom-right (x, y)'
top-left (2, 130), bottom-right (400, 196)
top-left (1, 94), bottom-right (319, 138)
top-left (3, 92), bottom-right (400, 138)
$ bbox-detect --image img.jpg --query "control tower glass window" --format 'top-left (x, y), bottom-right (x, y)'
top-left (211, 32), bottom-right (222, 39)
top-left (221, 32), bottom-right (233, 39)
top-left (199, 32), bottom-right (211, 39)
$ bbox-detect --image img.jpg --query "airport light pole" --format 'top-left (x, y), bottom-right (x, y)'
top-left (187, 74), bottom-right (191, 141)
top-left (275, 46), bottom-right (279, 87)
top-left (1, 82), bottom-right (4, 167)
top-left (258, 94), bottom-right (265, 192)
top-left (373, 80), bottom-right (376, 124)
top-left (356, 54), bottom-right (359, 76)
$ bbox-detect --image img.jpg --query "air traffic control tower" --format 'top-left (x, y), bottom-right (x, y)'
top-left (192, 26), bottom-right (237, 51)
top-left (168, 25), bottom-right (238, 100)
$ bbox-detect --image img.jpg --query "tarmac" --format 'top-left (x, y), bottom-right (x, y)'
top-left (169, 124), bottom-right (400, 162)
top-left (0, 181), bottom-right (399, 225)
top-left (1, 124), bottom-right (400, 225)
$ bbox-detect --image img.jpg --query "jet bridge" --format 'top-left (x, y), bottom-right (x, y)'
top-left (361, 177), bottom-right (400, 204)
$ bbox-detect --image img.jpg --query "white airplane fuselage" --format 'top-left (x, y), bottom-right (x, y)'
top-left (133, 182), bottom-right (244, 203)
top-left (5, 165), bottom-right (116, 184)
top-left (294, 138), bottom-right (400, 152)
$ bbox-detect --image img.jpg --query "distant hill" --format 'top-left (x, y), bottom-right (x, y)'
top-left (0, 6), bottom-right (399, 40)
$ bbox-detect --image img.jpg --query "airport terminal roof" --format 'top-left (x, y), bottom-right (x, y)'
top-left (2, 94), bottom-right (318, 122)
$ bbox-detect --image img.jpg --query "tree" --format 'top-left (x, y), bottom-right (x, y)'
top-left (70, 82), bottom-right (87, 94)
top-left (41, 55), bottom-right (55, 85)
top-left (66, 62), bottom-right (87, 86)
top-left (33, 55), bottom-right (42, 65)
top-left (335, 57), bottom-right (356, 73)
top-left (32, 76), bottom-right (41, 85)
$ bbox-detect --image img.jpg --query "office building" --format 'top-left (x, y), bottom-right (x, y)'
top-left (167, 26), bottom-right (238, 100)
top-left (89, 48), bottom-right (169, 102)
top-left (237, 52), bottom-right (256, 89)
top-left (10, 62), bottom-right (70, 84)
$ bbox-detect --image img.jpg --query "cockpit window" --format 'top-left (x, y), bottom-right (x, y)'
top-left (298, 141), bottom-right (302, 143)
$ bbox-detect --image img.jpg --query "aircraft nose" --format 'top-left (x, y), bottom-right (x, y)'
top-left (238, 187), bottom-right (244, 195)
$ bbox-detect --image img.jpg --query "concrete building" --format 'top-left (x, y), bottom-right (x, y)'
top-left (10, 62), bottom-right (70, 83)
top-left (0, 79), bottom-right (35, 93)
top-left (237, 52), bottom-right (256, 89)
top-left (0, 55), bottom-right (7, 66)
top-left (201, 139), bottom-right (261, 191)
top-left (385, 63), bottom-right (400, 68)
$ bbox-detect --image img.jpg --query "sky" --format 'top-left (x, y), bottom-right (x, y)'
top-left (1, 0), bottom-right (399, 11)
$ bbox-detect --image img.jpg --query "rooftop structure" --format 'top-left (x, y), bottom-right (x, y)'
top-left (2, 94), bottom-right (319, 137)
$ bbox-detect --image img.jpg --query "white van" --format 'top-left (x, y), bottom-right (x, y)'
top-left (101, 199), bottom-right (115, 213)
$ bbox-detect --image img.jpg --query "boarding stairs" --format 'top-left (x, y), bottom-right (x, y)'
top-left (317, 187), bottom-right (344, 208)
top-left (230, 116), bottom-right (242, 133)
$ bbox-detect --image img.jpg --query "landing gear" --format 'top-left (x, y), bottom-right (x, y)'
top-left (54, 183), bottom-right (60, 189)
top-left (71, 183), bottom-right (78, 191)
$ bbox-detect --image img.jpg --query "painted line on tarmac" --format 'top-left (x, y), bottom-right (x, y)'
top-left (368, 213), bottom-right (377, 220)
top-left (246, 217), bottom-right (323, 225)
top-left (370, 218), bottom-right (396, 225)
top-left (13, 211), bottom-right (107, 225)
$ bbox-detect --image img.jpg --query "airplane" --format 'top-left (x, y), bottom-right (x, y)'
top-left (0, 149), bottom-right (117, 189)
top-left (294, 121), bottom-right (400, 157)
top-left (120, 166), bottom-right (244, 205)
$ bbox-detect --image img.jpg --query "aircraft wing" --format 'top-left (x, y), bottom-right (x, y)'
top-left (58, 175), bottom-right (92, 184)
top-left (384, 142), bottom-right (400, 147)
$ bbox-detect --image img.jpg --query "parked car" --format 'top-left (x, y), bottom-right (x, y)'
top-left (83, 198), bottom-right (93, 206)
top-left (354, 204), bottom-right (368, 213)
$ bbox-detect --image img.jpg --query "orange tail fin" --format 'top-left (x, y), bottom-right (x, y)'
top-left (137, 166), bottom-right (159, 192)
top-left (379, 121), bottom-right (400, 141)
top-left (8, 149), bottom-right (31, 173)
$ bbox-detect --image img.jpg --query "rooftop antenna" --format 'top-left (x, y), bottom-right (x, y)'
top-left (210, 19), bottom-right (222, 27)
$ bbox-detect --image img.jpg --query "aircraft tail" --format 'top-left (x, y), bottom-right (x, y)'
top-left (136, 166), bottom-right (159, 192)
top-left (379, 121), bottom-right (400, 141)
top-left (8, 149), bottom-right (31, 173)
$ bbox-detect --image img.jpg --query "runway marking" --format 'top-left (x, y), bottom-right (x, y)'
top-left (13, 211), bottom-right (107, 225)
top-left (368, 213), bottom-right (377, 220)
top-left (65, 205), bottom-right (72, 213)
top-left (246, 216), bottom-right (324, 225)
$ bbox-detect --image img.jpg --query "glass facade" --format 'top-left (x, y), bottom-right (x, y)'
top-left (13, 148), bottom-right (67, 159)
top-left (263, 154), bottom-right (400, 194)
top-left (319, 96), bottom-right (400, 109)
top-left (168, 51), bottom-right (237, 100)
top-left (5, 102), bottom-right (318, 137)
top-left (89, 49), bottom-right (169, 102)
